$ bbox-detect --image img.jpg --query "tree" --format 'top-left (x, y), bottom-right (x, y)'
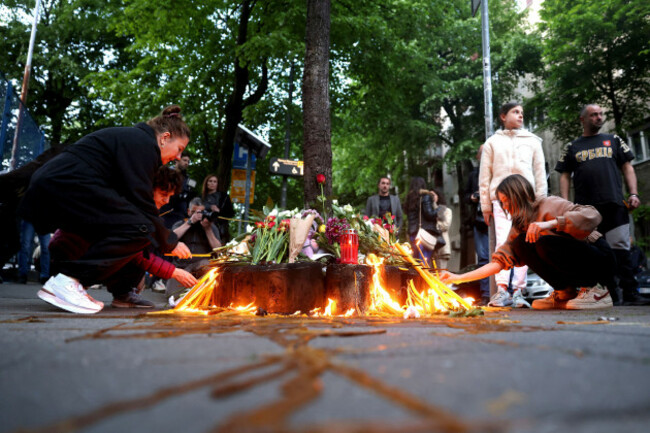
top-left (302, 0), bottom-right (331, 206)
top-left (329, 0), bottom-right (542, 263)
top-left (538, 0), bottom-right (650, 142)
top-left (89, 0), bottom-right (306, 197)
top-left (0, 0), bottom-right (136, 144)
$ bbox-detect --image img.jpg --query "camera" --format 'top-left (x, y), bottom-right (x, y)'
top-left (200, 210), bottom-right (219, 222)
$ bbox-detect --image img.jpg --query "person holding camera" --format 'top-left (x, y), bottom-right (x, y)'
top-left (165, 197), bottom-right (221, 296)
top-left (202, 174), bottom-right (235, 243)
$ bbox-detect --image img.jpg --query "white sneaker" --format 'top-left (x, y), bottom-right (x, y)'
top-left (512, 290), bottom-right (531, 308)
top-left (151, 280), bottom-right (166, 293)
top-left (488, 290), bottom-right (513, 307)
top-left (566, 284), bottom-right (613, 310)
top-left (38, 274), bottom-right (103, 314)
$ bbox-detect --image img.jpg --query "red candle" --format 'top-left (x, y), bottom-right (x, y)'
top-left (339, 228), bottom-right (359, 264)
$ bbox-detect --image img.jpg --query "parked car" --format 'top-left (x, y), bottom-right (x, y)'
top-left (523, 271), bottom-right (553, 301)
top-left (635, 269), bottom-right (650, 296)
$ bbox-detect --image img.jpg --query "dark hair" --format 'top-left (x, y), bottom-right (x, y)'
top-left (498, 102), bottom-right (522, 127)
top-left (202, 174), bottom-right (218, 199)
top-left (495, 174), bottom-right (536, 231)
top-left (432, 187), bottom-right (446, 205)
top-left (153, 166), bottom-right (183, 194)
top-left (147, 105), bottom-right (191, 140)
top-left (405, 177), bottom-right (427, 212)
top-left (580, 104), bottom-right (598, 117)
top-left (181, 150), bottom-right (191, 159)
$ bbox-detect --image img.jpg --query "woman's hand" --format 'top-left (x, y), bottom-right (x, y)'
top-left (172, 268), bottom-right (198, 288)
top-left (526, 220), bottom-right (555, 243)
top-left (482, 210), bottom-right (493, 225)
top-left (439, 270), bottom-right (462, 284)
top-left (210, 204), bottom-right (219, 212)
top-left (171, 242), bottom-right (192, 259)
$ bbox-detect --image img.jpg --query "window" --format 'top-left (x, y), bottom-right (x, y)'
top-left (628, 123), bottom-right (650, 164)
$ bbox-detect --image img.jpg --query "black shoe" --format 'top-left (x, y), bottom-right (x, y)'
top-left (622, 292), bottom-right (650, 306)
top-left (111, 290), bottom-right (155, 309)
top-left (17, 275), bottom-right (28, 284)
top-left (39, 276), bottom-right (49, 284)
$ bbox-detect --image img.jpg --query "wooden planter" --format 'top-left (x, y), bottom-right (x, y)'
top-left (216, 262), bottom-right (326, 314)
top-left (213, 262), bottom-right (426, 314)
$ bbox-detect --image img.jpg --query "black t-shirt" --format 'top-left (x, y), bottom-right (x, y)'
top-left (378, 195), bottom-right (391, 219)
top-left (554, 133), bottom-right (634, 205)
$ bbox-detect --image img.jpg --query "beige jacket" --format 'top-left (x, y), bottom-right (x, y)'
top-left (479, 129), bottom-right (547, 212)
top-left (492, 196), bottom-right (602, 270)
top-left (436, 206), bottom-right (452, 258)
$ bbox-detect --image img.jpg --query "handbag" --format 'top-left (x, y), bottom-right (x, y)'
top-left (415, 197), bottom-right (437, 250)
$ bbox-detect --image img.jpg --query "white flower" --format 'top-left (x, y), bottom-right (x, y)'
top-left (331, 199), bottom-right (339, 205)
top-left (343, 204), bottom-right (354, 213)
top-left (268, 208), bottom-right (278, 217)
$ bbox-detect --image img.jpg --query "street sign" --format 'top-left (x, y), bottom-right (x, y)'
top-left (269, 157), bottom-right (304, 177)
top-left (230, 168), bottom-right (255, 204)
top-left (232, 142), bottom-right (257, 170)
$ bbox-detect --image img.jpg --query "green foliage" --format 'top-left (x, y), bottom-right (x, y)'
top-left (331, 0), bottom-right (542, 205)
top-left (0, 0), bottom-right (137, 144)
top-left (538, 0), bottom-right (650, 141)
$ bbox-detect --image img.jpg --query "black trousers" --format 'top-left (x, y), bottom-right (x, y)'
top-left (594, 203), bottom-right (637, 298)
top-left (511, 233), bottom-right (616, 292)
top-left (50, 225), bottom-right (150, 296)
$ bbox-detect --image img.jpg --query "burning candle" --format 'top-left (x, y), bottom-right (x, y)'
top-left (339, 228), bottom-right (359, 264)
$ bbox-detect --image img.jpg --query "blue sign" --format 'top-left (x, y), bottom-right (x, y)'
top-left (232, 142), bottom-right (257, 170)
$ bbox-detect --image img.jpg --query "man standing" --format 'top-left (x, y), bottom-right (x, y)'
top-left (555, 104), bottom-right (649, 306)
top-left (165, 198), bottom-right (221, 296)
top-left (364, 177), bottom-right (403, 236)
top-left (160, 151), bottom-right (196, 229)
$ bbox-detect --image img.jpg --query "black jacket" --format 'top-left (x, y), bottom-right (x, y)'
top-left (18, 123), bottom-right (177, 252)
top-left (406, 193), bottom-right (441, 236)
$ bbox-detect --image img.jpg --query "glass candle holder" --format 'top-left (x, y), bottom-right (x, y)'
top-left (339, 228), bottom-right (359, 264)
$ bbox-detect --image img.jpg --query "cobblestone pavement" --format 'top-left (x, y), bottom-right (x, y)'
top-left (2, 281), bottom-right (650, 433)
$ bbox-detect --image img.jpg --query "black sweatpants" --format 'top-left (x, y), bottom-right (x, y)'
top-left (49, 224), bottom-right (151, 297)
top-left (511, 233), bottom-right (616, 292)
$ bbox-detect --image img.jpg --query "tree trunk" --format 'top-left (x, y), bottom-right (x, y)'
top-left (217, 0), bottom-right (252, 193)
top-left (456, 159), bottom-right (475, 269)
top-left (302, 0), bottom-right (332, 207)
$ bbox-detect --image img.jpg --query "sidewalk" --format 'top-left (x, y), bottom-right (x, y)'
top-left (2, 280), bottom-right (650, 433)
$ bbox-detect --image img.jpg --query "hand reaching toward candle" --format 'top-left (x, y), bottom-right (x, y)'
top-left (439, 270), bottom-right (461, 284)
top-left (171, 242), bottom-right (192, 259)
top-left (172, 268), bottom-right (198, 287)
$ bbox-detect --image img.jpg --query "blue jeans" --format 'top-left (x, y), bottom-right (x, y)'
top-left (409, 233), bottom-right (433, 268)
top-left (19, 220), bottom-right (51, 279)
top-left (474, 226), bottom-right (490, 299)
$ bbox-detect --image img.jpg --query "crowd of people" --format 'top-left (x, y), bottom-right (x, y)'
top-left (5, 101), bottom-right (648, 314)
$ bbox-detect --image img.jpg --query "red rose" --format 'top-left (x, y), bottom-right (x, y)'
top-left (316, 174), bottom-right (326, 184)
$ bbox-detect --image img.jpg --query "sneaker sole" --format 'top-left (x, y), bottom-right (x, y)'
top-left (46, 275), bottom-right (104, 311)
top-left (111, 300), bottom-right (155, 309)
top-left (38, 290), bottom-right (101, 314)
top-left (566, 301), bottom-right (613, 310)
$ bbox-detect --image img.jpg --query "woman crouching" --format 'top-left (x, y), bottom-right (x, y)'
top-left (440, 174), bottom-right (615, 310)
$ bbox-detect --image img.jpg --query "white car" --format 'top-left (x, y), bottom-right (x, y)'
top-left (523, 271), bottom-right (554, 301)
